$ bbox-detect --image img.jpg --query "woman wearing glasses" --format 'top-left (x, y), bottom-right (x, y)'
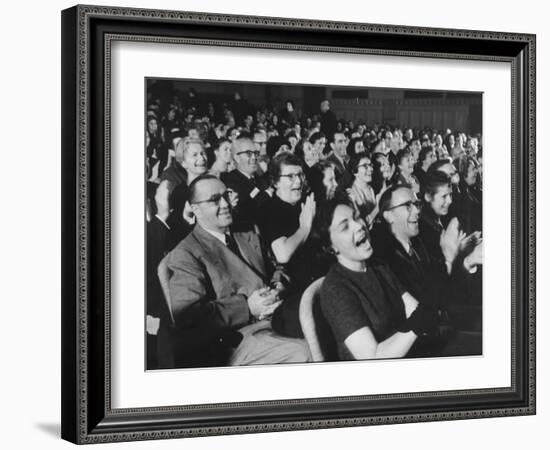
top-left (346, 155), bottom-right (379, 227)
top-left (258, 153), bottom-right (332, 338)
top-left (318, 197), bottom-right (439, 361)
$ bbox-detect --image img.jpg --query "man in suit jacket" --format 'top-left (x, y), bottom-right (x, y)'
top-left (376, 184), bottom-right (482, 355)
top-left (372, 185), bottom-right (449, 311)
top-left (326, 131), bottom-right (350, 182)
top-left (221, 136), bottom-right (270, 232)
top-left (166, 174), bottom-right (310, 367)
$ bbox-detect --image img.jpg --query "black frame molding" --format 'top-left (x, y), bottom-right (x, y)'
top-left (61, 4), bottom-right (536, 444)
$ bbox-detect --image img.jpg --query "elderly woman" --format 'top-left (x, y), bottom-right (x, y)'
top-left (258, 153), bottom-right (332, 338)
top-left (318, 198), bottom-right (439, 361)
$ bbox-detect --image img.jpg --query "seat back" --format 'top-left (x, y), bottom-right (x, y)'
top-left (157, 254), bottom-right (175, 325)
top-left (299, 277), bottom-right (328, 362)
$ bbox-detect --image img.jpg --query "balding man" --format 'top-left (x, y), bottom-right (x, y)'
top-left (221, 136), bottom-right (270, 231)
top-left (166, 175), bottom-right (311, 367)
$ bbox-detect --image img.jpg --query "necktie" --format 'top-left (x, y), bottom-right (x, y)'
top-left (225, 233), bottom-right (243, 260)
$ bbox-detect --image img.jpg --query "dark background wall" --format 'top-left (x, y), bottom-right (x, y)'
top-left (148, 79), bottom-right (482, 134)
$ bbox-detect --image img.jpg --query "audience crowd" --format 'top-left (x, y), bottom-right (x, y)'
top-left (145, 88), bottom-right (483, 369)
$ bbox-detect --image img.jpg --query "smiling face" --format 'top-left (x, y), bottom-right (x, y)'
top-left (323, 167), bottom-right (338, 200)
top-left (438, 162), bottom-right (460, 186)
top-left (464, 160), bottom-right (478, 186)
top-left (215, 140), bottom-right (233, 164)
top-left (147, 118), bottom-right (158, 135)
top-left (355, 157), bottom-right (373, 184)
top-left (398, 153), bottom-right (414, 176)
top-left (232, 138), bottom-right (258, 176)
top-left (425, 183), bottom-right (453, 217)
top-left (376, 154), bottom-right (392, 180)
top-left (312, 137), bottom-right (327, 156)
top-left (275, 164), bottom-right (304, 205)
top-left (191, 178), bottom-right (233, 233)
top-left (329, 204), bottom-right (373, 268)
top-left (303, 141), bottom-right (319, 166)
top-left (384, 187), bottom-right (421, 242)
top-left (181, 142), bottom-right (208, 177)
top-left (331, 133), bottom-right (348, 158)
top-left (422, 150), bottom-right (437, 170)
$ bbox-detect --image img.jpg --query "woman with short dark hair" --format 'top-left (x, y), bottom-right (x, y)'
top-left (317, 198), bottom-right (438, 361)
top-left (259, 153), bottom-right (332, 338)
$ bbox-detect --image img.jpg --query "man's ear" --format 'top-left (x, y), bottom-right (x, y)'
top-left (189, 203), bottom-right (200, 218)
top-left (382, 210), bottom-right (393, 224)
top-left (424, 191), bottom-right (431, 203)
top-left (330, 142), bottom-right (335, 152)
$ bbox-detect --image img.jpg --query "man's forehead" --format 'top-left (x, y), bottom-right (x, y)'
top-left (392, 187), bottom-right (414, 203)
top-left (236, 139), bottom-right (254, 152)
top-left (197, 178), bottom-right (225, 195)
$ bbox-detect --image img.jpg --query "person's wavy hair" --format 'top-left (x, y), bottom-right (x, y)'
top-left (267, 152), bottom-right (304, 188)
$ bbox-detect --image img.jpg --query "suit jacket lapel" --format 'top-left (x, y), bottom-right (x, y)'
top-left (234, 232), bottom-right (266, 278)
top-left (193, 225), bottom-right (266, 280)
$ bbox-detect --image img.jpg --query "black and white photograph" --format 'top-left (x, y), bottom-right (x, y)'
top-left (145, 79), bottom-right (483, 370)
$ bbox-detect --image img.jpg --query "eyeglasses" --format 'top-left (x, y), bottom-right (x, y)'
top-left (279, 172), bottom-right (305, 182)
top-left (192, 190), bottom-right (232, 205)
top-left (386, 200), bottom-right (422, 212)
top-left (235, 150), bottom-right (260, 158)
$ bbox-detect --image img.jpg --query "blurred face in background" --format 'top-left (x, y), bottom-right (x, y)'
top-left (323, 166), bottom-right (338, 200)
top-left (398, 153), bottom-right (414, 176)
top-left (425, 183), bottom-right (453, 217)
top-left (303, 141), bottom-right (320, 167)
top-left (354, 157), bottom-right (373, 185)
top-left (215, 140), bottom-right (233, 165)
top-left (312, 137), bottom-right (327, 157)
top-left (437, 162), bottom-right (460, 186)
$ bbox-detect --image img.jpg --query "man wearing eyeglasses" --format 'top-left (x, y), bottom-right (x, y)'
top-left (166, 174), bottom-right (310, 367)
top-left (221, 136), bottom-right (270, 232)
top-left (372, 185), bottom-right (450, 309)
top-left (372, 184), bottom-right (482, 356)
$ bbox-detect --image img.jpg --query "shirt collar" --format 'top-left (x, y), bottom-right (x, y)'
top-left (200, 225), bottom-right (227, 245)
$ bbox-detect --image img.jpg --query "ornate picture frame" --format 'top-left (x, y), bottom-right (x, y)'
top-left (61, 4), bottom-right (536, 444)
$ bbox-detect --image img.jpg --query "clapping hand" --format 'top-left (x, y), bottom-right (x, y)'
top-left (440, 217), bottom-right (463, 265)
top-left (299, 193), bottom-right (316, 233)
top-left (154, 180), bottom-right (172, 222)
top-left (247, 287), bottom-right (282, 320)
top-left (464, 240), bottom-right (483, 270)
top-left (459, 231), bottom-right (482, 254)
